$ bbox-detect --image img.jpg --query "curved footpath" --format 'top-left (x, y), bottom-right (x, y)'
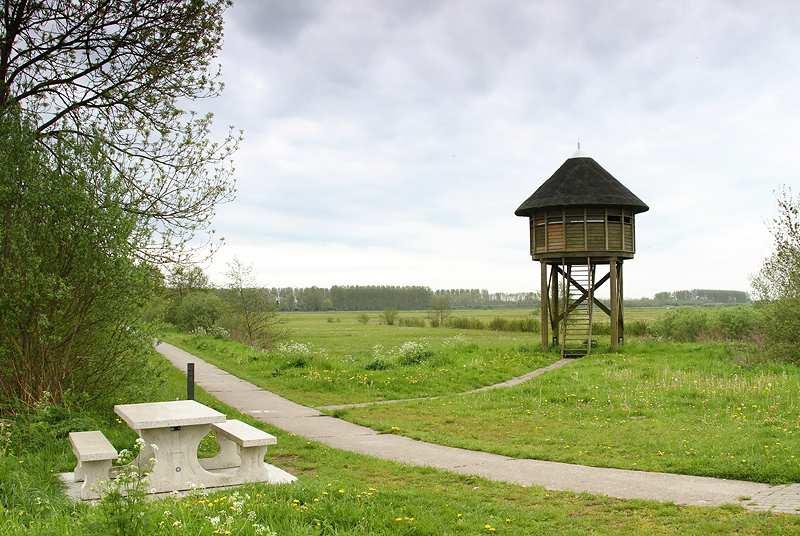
top-left (317, 358), bottom-right (573, 411)
top-left (156, 342), bottom-right (800, 514)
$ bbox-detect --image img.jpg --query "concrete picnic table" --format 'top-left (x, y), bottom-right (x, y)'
top-left (113, 399), bottom-right (295, 494)
top-left (60, 399), bottom-right (295, 500)
top-left (114, 400), bottom-right (230, 493)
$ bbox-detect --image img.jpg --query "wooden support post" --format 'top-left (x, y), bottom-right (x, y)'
top-left (187, 362), bottom-right (195, 400)
top-left (610, 257), bottom-right (619, 352)
top-left (540, 262), bottom-right (549, 350)
top-left (551, 264), bottom-right (559, 345)
top-left (619, 260), bottom-right (624, 346)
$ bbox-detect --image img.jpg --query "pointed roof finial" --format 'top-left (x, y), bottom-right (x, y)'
top-left (572, 140), bottom-right (586, 158)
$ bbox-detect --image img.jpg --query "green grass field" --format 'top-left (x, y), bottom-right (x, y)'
top-left (341, 341), bottom-right (800, 484)
top-left (3, 350), bottom-right (800, 534)
top-left (162, 311), bottom-right (557, 407)
top-left (162, 308), bottom-right (800, 486)
top-left (162, 307), bottom-right (676, 408)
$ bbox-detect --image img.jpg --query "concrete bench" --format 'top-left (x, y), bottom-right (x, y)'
top-left (69, 431), bottom-right (118, 500)
top-left (201, 420), bottom-right (277, 482)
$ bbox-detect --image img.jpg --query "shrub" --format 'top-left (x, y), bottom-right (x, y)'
top-left (364, 358), bottom-right (390, 371)
top-left (758, 299), bottom-right (800, 362)
top-left (382, 308), bottom-right (398, 325)
top-left (357, 313), bottom-right (370, 325)
top-left (488, 317), bottom-right (509, 331)
top-left (0, 113), bottom-right (155, 408)
top-left (591, 322), bottom-right (610, 335)
top-left (395, 341), bottom-right (433, 365)
top-left (208, 325), bottom-right (230, 339)
top-left (399, 317), bottom-right (426, 328)
top-left (652, 308), bottom-right (709, 342)
top-left (174, 292), bottom-right (226, 331)
top-left (710, 307), bottom-right (760, 341)
top-left (446, 316), bottom-right (539, 332)
top-left (625, 320), bottom-right (650, 337)
top-left (506, 318), bottom-right (540, 332)
top-left (447, 317), bottom-right (486, 330)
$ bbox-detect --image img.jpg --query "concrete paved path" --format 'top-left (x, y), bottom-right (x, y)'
top-left (157, 342), bottom-right (800, 514)
top-left (317, 358), bottom-right (573, 411)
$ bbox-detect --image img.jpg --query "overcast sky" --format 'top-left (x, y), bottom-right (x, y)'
top-left (199, 0), bottom-right (800, 298)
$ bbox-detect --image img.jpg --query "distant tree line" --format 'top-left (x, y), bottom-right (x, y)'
top-left (255, 286), bottom-right (540, 311)
top-left (623, 289), bottom-right (751, 307)
top-left (184, 285), bottom-right (749, 312)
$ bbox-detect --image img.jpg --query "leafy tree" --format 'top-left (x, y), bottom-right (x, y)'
top-left (753, 188), bottom-right (800, 361)
top-left (0, 0), bottom-right (239, 263)
top-left (174, 291), bottom-right (225, 332)
top-left (0, 112), bottom-right (155, 407)
top-left (224, 258), bottom-right (281, 348)
top-left (753, 188), bottom-right (800, 300)
top-left (429, 295), bottom-right (451, 327)
top-left (168, 265), bottom-right (210, 299)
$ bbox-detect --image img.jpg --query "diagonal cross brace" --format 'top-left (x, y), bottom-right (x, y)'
top-left (555, 266), bottom-right (611, 320)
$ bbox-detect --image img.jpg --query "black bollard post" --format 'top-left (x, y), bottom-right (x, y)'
top-left (187, 362), bottom-right (195, 400)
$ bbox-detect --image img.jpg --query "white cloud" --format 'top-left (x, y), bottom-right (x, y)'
top-left (198, 0), bottom-right (800, 296)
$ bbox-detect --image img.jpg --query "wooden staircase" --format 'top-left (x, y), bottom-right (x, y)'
top-left (560, 262), bottom-right (594, 358)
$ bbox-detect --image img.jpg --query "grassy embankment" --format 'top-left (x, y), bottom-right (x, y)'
top-left (3, 351), bottom-right (800, 534)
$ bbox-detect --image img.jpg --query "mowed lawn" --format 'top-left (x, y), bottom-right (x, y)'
top-left (5, 352), bottom-right (800, 535)
top-left (340, 341), bottom-right (800, 484)
top-left (163, 310), bottom-right (560, 407)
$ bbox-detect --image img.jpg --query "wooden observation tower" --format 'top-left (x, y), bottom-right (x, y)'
top-left (515, 153), bottom-right (649, 357)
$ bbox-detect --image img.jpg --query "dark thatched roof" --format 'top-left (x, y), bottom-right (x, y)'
top-left (515, 156), bottom-right (649, 216)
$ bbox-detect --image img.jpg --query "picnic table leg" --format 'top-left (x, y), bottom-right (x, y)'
top-left (139, 424), bottom-right (224, 493)
top-left (79, 460), bottom-right (113, 500)
top-left (200, 434), bottom-right (241, 471)
top-left (73, 460), bottom-right (85, 482)
top-left (236, 444), bottom-right (271, 483)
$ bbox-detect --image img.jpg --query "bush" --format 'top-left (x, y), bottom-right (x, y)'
top-left (652, 308), bottom-right (709, 342)
top-left (357, 313), bottom-right (370, 325)
top-left (758, 299), bottom-right (800, 362)
top-left (447, 317), bottom-right (486, 330)
top-left (626, 320), bottom-right (650, 337)
top-left (399, 317), bottom-right (426, 328)
top-left (208, 325), bottom-right (230, 339)
top-left (591, 322), bottom-right (610, 335)
top-left (395, 341), bottom-right (433, 365)
top-left (174, 292), bottom-right (226, 331)
top-left (711, 307), bottom-right (760, 341)
top-left (382, 309), bottom-right (398, 325)
top-left (505, 318), bottom-right (539, 332)
top-left (364, 358), bottom-right (390, 371)
top-left (445, 316), bottom-right (539, 332)
top-left (0, 113), bottom-right (155, 408)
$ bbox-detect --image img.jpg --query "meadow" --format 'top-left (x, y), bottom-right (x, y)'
top-left (163, 306), bottom-right (800, 486)
top-left (162, 306), bottom-right (732, 408)
top-left (340, 341), bottom-right (800, 484)
top-left (162, 309), bottom-right (560, 407)
top-left (3, 351), bottom-right (800, 534)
